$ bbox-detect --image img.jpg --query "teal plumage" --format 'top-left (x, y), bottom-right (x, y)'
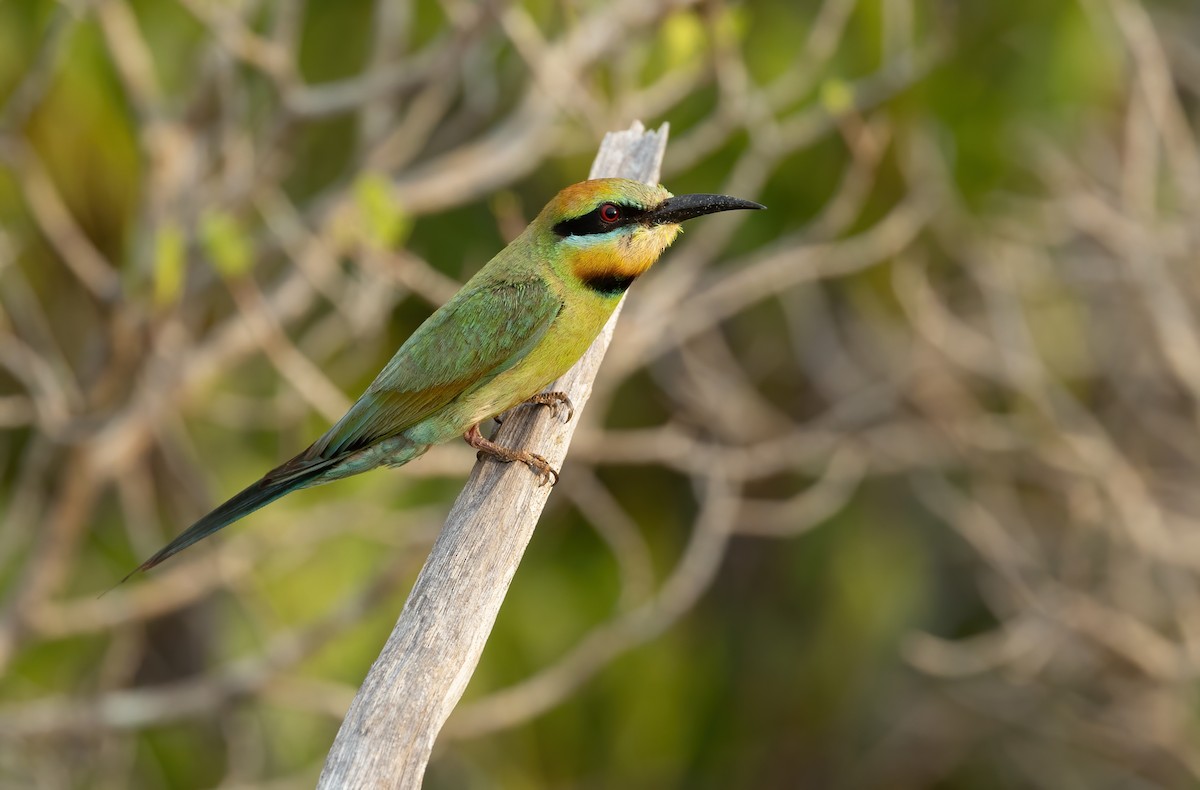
top-left (129, 179), bottom-right (763, 576)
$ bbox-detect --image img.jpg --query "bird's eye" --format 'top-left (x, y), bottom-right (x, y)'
top-left (599, 203), bottom-right (621, 223)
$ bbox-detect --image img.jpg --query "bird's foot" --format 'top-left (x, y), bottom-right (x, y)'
top-left (463, 424), bottom-right (559, 486)
top-left (523, 391), bottom-right (574, 423)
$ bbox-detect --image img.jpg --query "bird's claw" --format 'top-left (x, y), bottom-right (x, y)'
top-left (525, 452), bottom-right (559, 486)
top-left (464, 424), bottom-right (559, 485)
top-left (525, 391), bottom-right (574, 423)
top-left (480, 449), bottom-right (558, 486)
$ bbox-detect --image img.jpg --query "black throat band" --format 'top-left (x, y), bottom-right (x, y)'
top-left (581, 272), bottom-right (637, 296)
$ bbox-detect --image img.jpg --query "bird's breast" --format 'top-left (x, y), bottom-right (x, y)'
top-left (407, 294), bottom-right (616, 443)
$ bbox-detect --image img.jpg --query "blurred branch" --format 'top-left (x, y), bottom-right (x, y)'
top-left (11, 143), bottom-right (121, 302)
top-left (445, 470), bottom-right (738, 739)
top-left (0, 3), bottom-right (79, 133)
top-left (0, 551), bottom-right (415, 736)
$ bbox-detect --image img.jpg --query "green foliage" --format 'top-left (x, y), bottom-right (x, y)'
top-left (154, 221), bottom-right (186, 306)
top-left (199, 210), bottom-right (252, 278)
top-left (353, 171), bottom-right (413, 249)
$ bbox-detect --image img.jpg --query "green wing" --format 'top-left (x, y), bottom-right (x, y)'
top-left (307, 277), bottom-right (562, 459)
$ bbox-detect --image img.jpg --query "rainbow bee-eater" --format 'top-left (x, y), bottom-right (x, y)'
top-left (130, 178), bottom-right (763, 575)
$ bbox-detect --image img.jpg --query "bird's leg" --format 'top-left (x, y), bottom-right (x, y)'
top-left (522, 391), bottom-right (575, 422)
top-left (463, 423), bottom-right (559, 486)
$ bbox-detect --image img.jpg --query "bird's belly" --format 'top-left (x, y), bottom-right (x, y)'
top-left (404, 306), bottom-right (611, 445)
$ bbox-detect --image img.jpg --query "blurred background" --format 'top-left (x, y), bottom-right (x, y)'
top-left (2, 0), bottom-right (1200, 787)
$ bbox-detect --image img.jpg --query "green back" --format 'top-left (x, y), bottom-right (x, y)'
top-left (307, 274), bottom-right (561, 459)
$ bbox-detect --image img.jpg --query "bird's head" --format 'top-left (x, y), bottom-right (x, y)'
top-left (535, 178), bottom-right (764, 296)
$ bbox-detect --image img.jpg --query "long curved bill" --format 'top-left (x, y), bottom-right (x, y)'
top-left (646, 194), bottom-right (766, 225)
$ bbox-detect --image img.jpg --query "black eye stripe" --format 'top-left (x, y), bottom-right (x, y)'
top-left (553, 203), bottom-right (646, 237)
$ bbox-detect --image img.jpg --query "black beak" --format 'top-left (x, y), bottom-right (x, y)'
top-left (646, 193), bottom-right (766, 225)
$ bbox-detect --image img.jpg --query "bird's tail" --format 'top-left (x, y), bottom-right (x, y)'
top-left (123, 457), bottom-right (334, 581)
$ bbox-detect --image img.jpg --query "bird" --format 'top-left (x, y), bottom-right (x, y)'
top-left (128, 178), bottom-right (764, 576)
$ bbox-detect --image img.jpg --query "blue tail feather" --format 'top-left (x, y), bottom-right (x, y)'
top-left (123, 457), bottom-right (333, 581)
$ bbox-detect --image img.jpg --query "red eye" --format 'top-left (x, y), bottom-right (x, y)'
top-left (600, 203), bottom-right (620, 223)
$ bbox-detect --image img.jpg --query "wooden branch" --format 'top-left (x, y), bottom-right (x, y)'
top-left (317, 121), bottom-right (669, 788)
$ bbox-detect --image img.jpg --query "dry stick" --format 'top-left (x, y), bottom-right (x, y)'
top-left (317, 121), bottom-right (669, 788)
